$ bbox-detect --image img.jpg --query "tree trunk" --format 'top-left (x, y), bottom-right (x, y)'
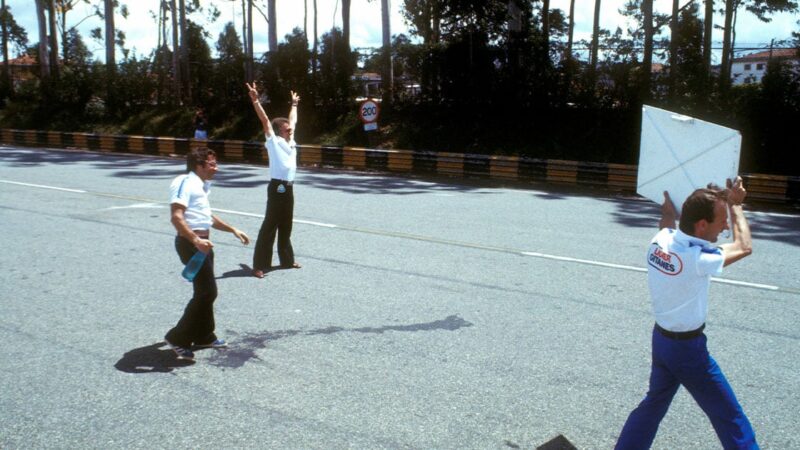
top-left (703, 0), bottom-right (713, 74)
top-left (34, 0), bottom-right (49, 78)
top-left (304, 0), bottom-right (308, 47)
top-left (1, 0), bottom-right (9, 93)
top-left (342, 0), bottom-right (351, 50)
top-left (170, 0), bottom-right (181, 102)
top-left (246, 0), bottom-right (254, 83)
top-left (642, 0), bottom-right (653, 101)
top-left (542, 0), bottom-right (550, 56)
top-left (268, 0), bottom-right (277, 53)
top-left (669, 0), bottom-right (678, 100)
top-left (312, 0), bottom-right (318, 78)
top-left (590, 0), bottom-right (601, 75)
top-left (104, 0), bottom-right (115, 111)
top-left (380, 0), bottom-right (392, 105)
top-left (59, 2), bottom-right (67, 62)
top-left (241, 0), bottom-right (248, 68)
top-left (105, 0), bottom-right (115, 72)
top-left (566, 0), bottom-right (575, 58)
top-left (47, 0), bottom-right (59, 78)
top-left (720, 0), bottom-right (735, 90)
top-left (179, 0), bottom-right (191, 101)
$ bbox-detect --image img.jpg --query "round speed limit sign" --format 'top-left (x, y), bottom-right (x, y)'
top-left (359, 99), bottom-right (380, 124)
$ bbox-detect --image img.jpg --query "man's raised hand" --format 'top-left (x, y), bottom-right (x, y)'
top-left (246, 82), bottom-right (260, 103)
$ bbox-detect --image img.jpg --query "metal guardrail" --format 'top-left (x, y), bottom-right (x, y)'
top-left (1, 129), bottom-right (797, 205)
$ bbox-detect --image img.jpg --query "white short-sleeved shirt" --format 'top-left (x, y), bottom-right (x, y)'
top-left (265, 134), bottom-right (297, 181)
top-left (647, 228), bottom-right (725, 332)
top-left (169, 171), bottom-right (212, 230)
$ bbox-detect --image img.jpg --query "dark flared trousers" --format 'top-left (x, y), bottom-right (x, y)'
top-left (252, 180), bottom-right (295, 271)
top-left (164, 236), bottom-right (218, 348)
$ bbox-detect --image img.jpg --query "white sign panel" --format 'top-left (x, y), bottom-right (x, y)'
top-left (359, 100), bottom-right (380, 123)
top-left (637, 105), bottom-right (741, 214)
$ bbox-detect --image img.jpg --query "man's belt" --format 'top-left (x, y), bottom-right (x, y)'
top-left (271, 179), bottom-right (293, 186)
top-left (655, 323), bottom-right (705, 340)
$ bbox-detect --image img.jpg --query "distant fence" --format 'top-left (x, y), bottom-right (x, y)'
top-left (1, 128), bottom-right (797, 205)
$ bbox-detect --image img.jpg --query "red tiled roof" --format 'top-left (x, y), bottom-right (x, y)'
top-left (7, 54), bottom-right (36, 65)
top-left (734, 48), bottom-right (798, 63)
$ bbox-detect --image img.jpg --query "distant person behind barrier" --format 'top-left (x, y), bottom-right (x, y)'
top-left (193, 108), bottom-right (209, 140)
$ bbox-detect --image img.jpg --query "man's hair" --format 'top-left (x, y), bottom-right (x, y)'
top-left (186, 147), bottom-right (216, 173)
top-left (679, 185), bottom-right (727, 234)
top-left (272, 117), bottom-right (290, 134)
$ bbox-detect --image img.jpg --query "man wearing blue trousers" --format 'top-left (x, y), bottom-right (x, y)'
top-left (616, 176), bottom-right (758, 450)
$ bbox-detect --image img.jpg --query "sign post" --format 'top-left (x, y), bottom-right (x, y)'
top-left (359, 99), bottom-right (380, 132)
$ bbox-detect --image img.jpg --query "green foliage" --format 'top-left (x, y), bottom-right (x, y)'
top-left (211, 22), bottom-right (245, 109)
top-left (63, 29), bottom-right (92, 66)
top-left (0, 4), bottom-right (29, 55)
top-left (317, 28), bottom-right (357, 113)
top-left (187, 20), bottom-right (213, 106)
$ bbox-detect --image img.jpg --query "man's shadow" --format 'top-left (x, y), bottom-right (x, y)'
top-left (114, 342), bottom-right (194, 373)
top-left (218, 263), bottom-right (297, 279)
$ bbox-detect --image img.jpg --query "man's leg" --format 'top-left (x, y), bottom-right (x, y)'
top-left (616, 329), bottom-right (681, 450)
top-left (252, 188), bottom-right (279, 274)
top-left (277, 186), bottom-right (295, 267)
top-left (166, 239), bottom-right (218, 347)
top-left (677, 337), bottom-right (758, 450)
top-left (188, 249), bottom-right (218, 345)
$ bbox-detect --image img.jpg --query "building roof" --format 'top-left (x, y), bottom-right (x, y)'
top-left (7, 54), bottom-right (37, 66)
top-left (733, 48), bottom-right (799, 63)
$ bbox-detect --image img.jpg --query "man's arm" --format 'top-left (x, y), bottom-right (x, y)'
top-left (171, 203), bottom-right (213, 253)
top-left (658, 191), bottom-right (678, 230)
top-left (211, 215), bottom-right (250, 245)
top-left (288, 90), bottom-right (299, 139)
top-left (719, 176), bottom-right (752, 266)
top-left (246, 82), bottom-right (274, 137)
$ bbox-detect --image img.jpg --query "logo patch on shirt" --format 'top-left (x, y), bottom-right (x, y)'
top-left (648, 245), bottom-right (683, 275)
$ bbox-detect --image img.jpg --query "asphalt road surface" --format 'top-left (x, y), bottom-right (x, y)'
top-left (1, 146), bottom-right (799, 449)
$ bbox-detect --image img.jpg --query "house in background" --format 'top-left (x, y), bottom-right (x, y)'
top-left (730, 48), bottom-right (799, 85)
top-left (5, 54), bottom-right (38, 89)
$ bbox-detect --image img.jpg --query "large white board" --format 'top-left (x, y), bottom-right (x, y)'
top-left (637, 105), bottom-right (741, 214)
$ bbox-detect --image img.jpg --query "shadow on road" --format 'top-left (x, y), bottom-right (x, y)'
top-left (603, 194), bottom-right (800, 247)
top-left (208, 315), bottom-right (474, 369)
top-left (114, 342), bottom-right (195, 373)
top-left (0, 147), bottom-right (267, 189)
top-left (114, 316), bottom-right (473, 373)
top-left (6, 146), bottom-right (798, 245)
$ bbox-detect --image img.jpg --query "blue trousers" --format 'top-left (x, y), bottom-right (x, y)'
top-left (616, 327), bottom-right (758, 450)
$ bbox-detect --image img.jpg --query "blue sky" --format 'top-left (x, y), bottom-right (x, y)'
top-left (7, 0), bottom-right (799, 63)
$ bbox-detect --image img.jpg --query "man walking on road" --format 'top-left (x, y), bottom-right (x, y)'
top-left (615, 176), bottom-right (758, 449)
top-left (247, 83), bottom-right (302, 278)
top-left (165, 148), bottom-right (250, 361)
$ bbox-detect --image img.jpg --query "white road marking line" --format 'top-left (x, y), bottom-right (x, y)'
top-left (295, 219), bottom-right (338, 228)
top-left (0, 179), bottom-right (86, 193)
top-left (520, 251), bottom-right (647, 272)
top-left (520, 251), bottom-right (783, 292)
top-left (212, 207), bottom-right (338, 228)
top-left (104, 203), bottom-right (162, 210)
top-left (1, 176), bottom-right (794, 294)
top-left (212, 207), bottom-right (337, 227)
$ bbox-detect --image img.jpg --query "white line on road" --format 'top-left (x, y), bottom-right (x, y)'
top-left (520, 251), bottom-right (782, 292)
top-left (0, 179), bottom-right (86, 193)
top-left (1, 176), bottom-right (795, 295)
top-left (104, 203), bottom-right (162, 210)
